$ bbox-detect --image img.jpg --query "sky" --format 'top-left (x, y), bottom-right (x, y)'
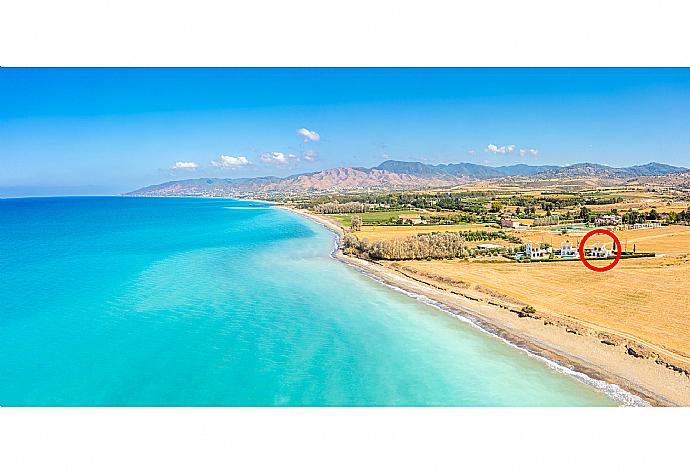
top-left (1, 68), bottom-right (690, 195)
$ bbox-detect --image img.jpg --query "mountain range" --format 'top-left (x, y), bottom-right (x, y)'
top-left (128, 160), bottom-right (688, 196)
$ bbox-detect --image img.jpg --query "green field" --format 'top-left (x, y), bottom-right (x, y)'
top-left (328, 211), bottom-right (422, 226)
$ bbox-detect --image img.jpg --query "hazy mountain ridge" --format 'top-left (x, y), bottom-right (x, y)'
top-left (374, 160), bottom-right (559, 178)
top-left (128, 160), bottom-right (688, 196)
top-left (534, 162), bottom-right (687, 179)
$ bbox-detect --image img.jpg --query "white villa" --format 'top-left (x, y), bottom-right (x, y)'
top-left (525, 242), bottom-right (551, 259)
top-left (558, 240), bottom-right (577, 258)
top-left (590, 241), bottom-right (613, 258)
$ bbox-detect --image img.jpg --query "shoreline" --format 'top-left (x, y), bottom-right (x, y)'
top-left (284, 206), bottom-right (690, 406)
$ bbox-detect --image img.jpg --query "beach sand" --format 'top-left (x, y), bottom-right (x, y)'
top-left (285, 207), bottom-right (690, 406)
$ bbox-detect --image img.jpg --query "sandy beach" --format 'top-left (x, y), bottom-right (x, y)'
top-left (285, 206), bottom-right (690, 406)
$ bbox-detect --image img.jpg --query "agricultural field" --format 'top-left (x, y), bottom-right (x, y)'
top-left (324, 210), bottom-right (423, 226)
top-left (391, 252), bottom-right (690, 358)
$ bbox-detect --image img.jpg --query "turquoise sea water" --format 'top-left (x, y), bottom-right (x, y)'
top-left (0, 197), bottom-right (623, 406)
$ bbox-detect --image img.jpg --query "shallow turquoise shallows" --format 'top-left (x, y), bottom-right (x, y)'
top-left (0, 197), bottom-right (620, 406)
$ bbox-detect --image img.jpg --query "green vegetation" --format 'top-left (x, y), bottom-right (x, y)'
top-left (291, 188), bottom-right (689, 228)
top-left (328, 211), bottom-right (422, 226)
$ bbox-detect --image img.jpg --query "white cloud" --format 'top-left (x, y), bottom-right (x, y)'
top-left (172, 161), bottom-right (200, 170)
top-left (261, 151), bottom-right (298, 165)
top-left (211, 155), bottom-right (249, 169)
top-left (485, 144), bottom-right (516, 154)
top-left (297, 127), bottom-right (320, 142)
top-left (467, 149), bottom-right (477, 156)
top-left (303, 150), bottom-right (318, 161)
top-left (519, 148), bottom-right (540, 157)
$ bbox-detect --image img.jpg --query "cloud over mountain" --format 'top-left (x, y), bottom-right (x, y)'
top-left (211, 155), bottom-right (249, 169)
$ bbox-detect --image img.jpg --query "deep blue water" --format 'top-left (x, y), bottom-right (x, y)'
top-left (0, 197), bottom-right (621, 406)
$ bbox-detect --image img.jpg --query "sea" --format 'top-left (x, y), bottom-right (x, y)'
top-left (0, 196), bottom-right (633, 406)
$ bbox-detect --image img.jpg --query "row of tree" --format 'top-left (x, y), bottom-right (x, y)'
top-left (313, 202), bottom-right (373, 214)
top-left (343, 232), bottom-right (466, 260)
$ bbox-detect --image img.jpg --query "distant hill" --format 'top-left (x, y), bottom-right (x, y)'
top-left (532, 162), bottom-right (687, 179)
top-left (374, 160), bottom-right (559, 178)
top-left (128, 167), bottom-right (470, 196)
top-left (632, 171), bottom-right (690, 189)
top-left (127, 160), bottom-right (688, 196)
top-left (130, 176), bottom-right (283, 196)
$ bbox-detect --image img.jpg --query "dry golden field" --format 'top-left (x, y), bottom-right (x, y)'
top-left (396, 255), bottom-right (690, 358)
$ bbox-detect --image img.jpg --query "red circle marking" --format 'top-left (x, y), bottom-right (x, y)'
top-left (578, 229), bottom-right (622, 272)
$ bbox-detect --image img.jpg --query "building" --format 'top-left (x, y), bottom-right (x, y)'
top-left (500, 218), bottom-right (523, 229)
top-left (595, 214), bottom-right (623, 226)
top-left (477, 243), bottom-right (504, 250)
top-left (558, 240), bottom-right (577, 258)
top-left (398, 214), bottom-right (423, 225)
top-left (590, 241), bottom-right (613, 258)
top-left (627, 222), bottom-right (662, 230)
top-left (525, 242), bottom-right (551, 259)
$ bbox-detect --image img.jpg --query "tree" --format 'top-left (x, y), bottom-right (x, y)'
top-left (490, 201), bottom-right (503, 213)
top-left (579, 206), bottom-right (591, 222)
top-left (350, 216), bottom-right (363, 231)
top-left (648, 209), bottom-right (659, 221)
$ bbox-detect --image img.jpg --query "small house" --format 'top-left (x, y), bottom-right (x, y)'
top-left (590, 242), bottom-right (613, 258)
top-left (558, 241), bottom-right (577, 258)
top-left (525, 242), bottom-right (550, 259)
